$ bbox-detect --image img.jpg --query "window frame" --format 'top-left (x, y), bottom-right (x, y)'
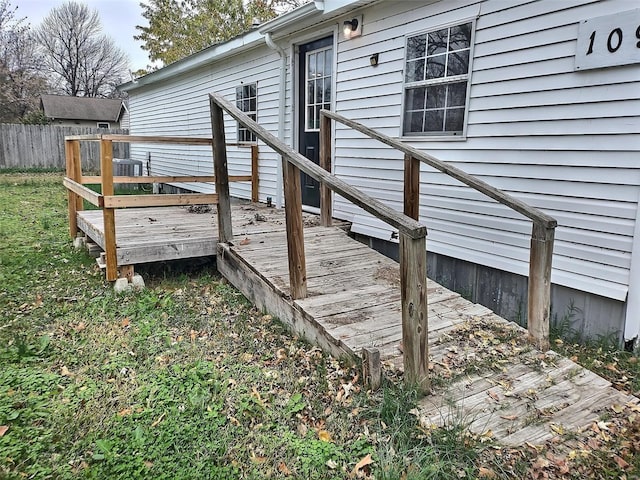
top-left (97, 122), bottom-right (110, 129)
top-left (401, 18), bottom-right (476, 141)
top-left (304, 44), bottom-right (333, 133)
top-left (236, 82), bottom-right (258, 144)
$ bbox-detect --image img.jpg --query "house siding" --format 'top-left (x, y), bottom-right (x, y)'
top-left (128, 45), bottom-right (287, 201)
top-left (331, 0), bottom-right (640, 312)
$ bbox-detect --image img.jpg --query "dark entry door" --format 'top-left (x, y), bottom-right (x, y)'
top-left (298, 36), bottom-right (333, 208)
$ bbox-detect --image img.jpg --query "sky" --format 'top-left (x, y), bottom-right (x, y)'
top-left (15, 0), bottom-right (151, 73)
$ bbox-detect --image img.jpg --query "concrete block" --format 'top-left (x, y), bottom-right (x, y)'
top-left (73, 236), bottom-right (86, 249)
top-left (114, 278), bottom-right (132, 294)
top-left (131, 275), bottom-right (145, 291)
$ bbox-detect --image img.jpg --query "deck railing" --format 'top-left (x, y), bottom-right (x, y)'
top-left (209, 92), bottom-right (557, 392)
top-left (63, 133), bottom-right (259, 282)
top-left (209, 93), bottom-right (429, 392)
top-left (320, 110), bottom-right (557, 353)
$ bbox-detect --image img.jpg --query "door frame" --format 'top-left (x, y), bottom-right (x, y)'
top-left (292, 27), bottom-right (338, 211)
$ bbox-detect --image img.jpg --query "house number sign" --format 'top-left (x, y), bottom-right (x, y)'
top-left (574, 9), bottom-right (640, 71)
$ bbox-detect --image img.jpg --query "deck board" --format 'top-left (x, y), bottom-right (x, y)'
top-left (77, 202), bottom-right (639, 447)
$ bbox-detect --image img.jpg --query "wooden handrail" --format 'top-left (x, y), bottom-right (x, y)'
top-left (209, 92), bottom-right (426, 240)
top-left (64, 132), bottom-right (260, 284)
top-left (320, 109), bottom-right (556, 352)
top-left (209, 92), bottom-right (430, 393)
top-left (321, 110), bottom-right (557, 229)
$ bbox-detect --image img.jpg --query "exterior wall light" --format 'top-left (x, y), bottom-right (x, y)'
top-left (369, 53), bottom-right (379, 66)
top-left (342, 15), bottom-right (362, 39)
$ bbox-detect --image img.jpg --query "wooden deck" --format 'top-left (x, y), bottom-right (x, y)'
top-left (75, 204), bottom-right (637, 446)
top-left (217, 219), bottom-right (638, 447)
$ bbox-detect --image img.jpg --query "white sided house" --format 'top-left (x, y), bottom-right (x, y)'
top-left (119, 0), bottom-right (640, 345)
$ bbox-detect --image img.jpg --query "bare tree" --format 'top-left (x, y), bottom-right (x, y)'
top-left (0, 0), bottom-right (47, 122)
top-left (35, 1), bottom-right (129, 97)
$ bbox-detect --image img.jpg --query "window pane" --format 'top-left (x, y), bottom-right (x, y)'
top-left (426, 55), bottom-right (445, 79)
top-left (405, 111), bottom-right (424, 133)
top-left (317, 52), bottom-right (324, 79)
top-left (447, 82), bottom-right (467, 107)
top-left (406, 59), bottom-right (425, 82)
top-left (324, 49), bottom-right (332, 76)
top-left (323, 103), bottom-right (330, 112)
top-left (307, 106), bottom-right (315, 130)
top-left (316, 79), bottom-right (323, 104)
top-left (407, 35), bottom-right (426, 59)
top-left (447, 50), bottom-right (469, 76)
top-left (243, 99), bottom-right (251, 111)
top-left (445, 108), bottom-right (465, 132)
top-left (406, 87), bottom-right (426, 110)
top-left (307, 80), bottom-right (314, 106)
top-left (427, 28), bottom-right (448, 56)
top-left (424, 109), bottom-right (444, 132)
top-left (426, 84), bottom-right (446, 109)
top-left (323, 79), bottom-right (331, 103)
top-left (249, 97), bottom-right (256, 111)
top-left (449, 23), bottom-right (472, 51)
top-left (236, 86), bottom-right (242, 97)
top-left (307, 53), bottom-right (316, 77)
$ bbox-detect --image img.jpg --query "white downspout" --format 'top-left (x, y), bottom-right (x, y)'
top-left (264, 32), bottom-right (286, 209)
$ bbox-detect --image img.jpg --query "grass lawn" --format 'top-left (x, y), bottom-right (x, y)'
top-left (0, 172), bottom-right (639, 479)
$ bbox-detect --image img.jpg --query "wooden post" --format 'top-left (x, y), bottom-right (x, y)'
top-left (100, 139), bottom-right (118, 282)
top-left (251, 144), bottom-right (259, 203)
top-left (362, 347), bottom-right (381, 391)
top-left (65, 140), bottom-right (79, 238)
top-left (283, 156), bottom-right (307, 299)
top-left (404, 153), bottom-right (420, 221)
top-left (210, 97), bottom-right (233, 243)
top-left (528, 223), bottom-right (555, 351)
top-left (72, 140), bottom-right (83, 214)
top-left (399, 233), bottom-right (429, 394)
top-left (319, 113), bottom-right (332, 227)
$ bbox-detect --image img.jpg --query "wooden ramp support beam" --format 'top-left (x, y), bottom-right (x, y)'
top-left (528, 223), bottom-right (555, 351)
top-left (400, 233), bottom-right (429, 394)
top-left (100, 139), bottom-right (118, 282)
top-left (210, 97), bottom-right (233, 244)
top-left (319, 114), bottom-right (332, 227)
top-left (283, 156), bottom-right (307, 300)
top-left (362, 347), bottom-right (381, 391)
top-left (404, 154), bottom-right (420, 221)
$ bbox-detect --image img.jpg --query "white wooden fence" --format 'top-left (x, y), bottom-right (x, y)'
top-left (0, 124), bottom-right (129, 171)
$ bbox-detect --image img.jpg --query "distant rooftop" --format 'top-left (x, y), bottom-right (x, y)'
top-left (40, 95), bottom-right (125, 122)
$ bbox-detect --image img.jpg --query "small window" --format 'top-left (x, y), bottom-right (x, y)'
top-left (97, 122), bottom-right (110, 129)
top-left (403, 22), bottom-right (473, 137)
top-left (236, 83), bottom-right (257, 143)
top-left (305, 46), bottom-right (332, 132)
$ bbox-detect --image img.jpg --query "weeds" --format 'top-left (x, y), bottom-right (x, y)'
top-left (2, 173), bottom-right (640, 479)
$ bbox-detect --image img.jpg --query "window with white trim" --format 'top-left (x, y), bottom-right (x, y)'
top-left (236, 83), bottom-right (257, 143)
top-left (305, 46), bottom-right (332, 131)
top-left (97, 122), bottom-right (110, 128)
top-left (403, 22), bottom-right (473, 136)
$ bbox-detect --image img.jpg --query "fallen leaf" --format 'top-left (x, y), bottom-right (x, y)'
top-left (73, 322), bottom-right (86, 332)
top-left (0, 426), bottom-right (8, 437)
top-left (318, 430), bottom-right (332, 442)
top-left (614, 455), bottom-right (630, 470)
top-left (240, 237), bottom-right (251, 246)
top-left (350, 453), bottom-right (373, 477)
top-left (121, 318), bottom-right (130, 328)
top-left (251, 455), bottom-right (267, 464)
top-left (117, 408), bottom-right (132, 417)
top-left (144, 461), bottom-right (154, 468)
top-left (487, 390), bottom-right (500, 402)
top-left (611, 404), bottom-right (625, 414)
top-left (478, 466), bottom-right (497, 478)
top-left (278, 462), bottom-right (292, 475)
top-left (326, 459), bottom-right (338, 469)
top-left (549, 423), bottom-right (565, 435)
top-left (61, 366), bottom-right (73, 377)
top-left (500, 414), bottom-right (518, 421)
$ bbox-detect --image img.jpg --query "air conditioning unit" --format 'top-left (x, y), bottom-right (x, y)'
top-left (113, 158), bottom-right (143, 190)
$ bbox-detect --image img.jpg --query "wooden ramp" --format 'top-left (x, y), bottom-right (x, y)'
top-left (217, 221), bottom-right (638, 447)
